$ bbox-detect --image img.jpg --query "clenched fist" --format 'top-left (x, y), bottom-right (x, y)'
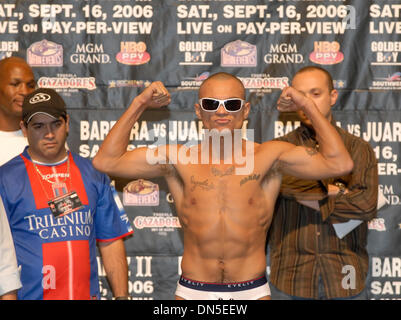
top-left (276, 86), bottom-right (312, 113)
top-left (139, 81), bottom-right (171, 109)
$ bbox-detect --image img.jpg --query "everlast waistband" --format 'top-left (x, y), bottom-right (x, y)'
top-left (178, 275), bottom-right (267, 292)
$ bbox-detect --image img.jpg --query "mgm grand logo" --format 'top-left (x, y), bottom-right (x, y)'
top-left (123, 179), bottom-right (159, 206)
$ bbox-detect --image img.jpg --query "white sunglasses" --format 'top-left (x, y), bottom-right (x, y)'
top-left (199, 98), bottom-right (245, 112)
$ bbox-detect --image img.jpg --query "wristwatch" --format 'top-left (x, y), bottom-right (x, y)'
top-left (335, 182), bottom-right (346, 195)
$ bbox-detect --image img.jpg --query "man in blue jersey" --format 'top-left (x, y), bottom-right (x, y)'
top-left (0, 56), bottom-right (35, 300)
top-left (0, 88), bottom-right (133, 300)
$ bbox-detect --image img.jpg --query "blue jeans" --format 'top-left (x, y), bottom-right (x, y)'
top-left (269, 277), bottom-right (368, 300)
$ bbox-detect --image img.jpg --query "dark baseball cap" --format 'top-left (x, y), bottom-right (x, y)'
top-left (22, 88), bottom-right (67, 124)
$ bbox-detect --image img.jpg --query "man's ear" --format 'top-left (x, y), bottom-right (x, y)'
top-left (330, 89), bottom-right (338, 107)
top-left (242, 102), bottom-right (251, 119)
top-left (65, 114), bottom-right (70, 134)
top-left (194, 103), bottom-right (202, 120)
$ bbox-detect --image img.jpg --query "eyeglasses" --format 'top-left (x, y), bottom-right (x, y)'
top-left (198, 98), bottom-right (245, 112)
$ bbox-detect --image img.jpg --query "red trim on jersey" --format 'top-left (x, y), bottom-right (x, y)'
top-left (96, 230), bottom-right (134, 243)
top-left (42, 240), bottom-right (90, 300)
top-left (21, 153), bottom-right (89, 210)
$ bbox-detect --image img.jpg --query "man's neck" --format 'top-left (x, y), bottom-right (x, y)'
top-left (201, 136), bottom-right (248, 163)
top-left (27, 148), bottom-right (68, 165)
top-left (0, 113), bottom-right (21, 132)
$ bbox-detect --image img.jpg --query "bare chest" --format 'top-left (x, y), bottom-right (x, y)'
top-left (176, 164), bottom-right (273, 218)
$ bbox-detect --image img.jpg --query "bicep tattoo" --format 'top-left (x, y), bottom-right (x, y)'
top-left (304, 147), bottom-right (318, 156)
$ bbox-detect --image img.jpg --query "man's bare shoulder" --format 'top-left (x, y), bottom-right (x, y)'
top-left (145, 144), bottom-right (181, 177)
top-left (256, 140), bottom-right (295, 158)
top-left (255, 140), bottom-right (301, 178)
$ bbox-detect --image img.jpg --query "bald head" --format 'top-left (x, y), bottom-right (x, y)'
top-left (0, 56), bottom-right (31, 73)
top-left (199, 72), bottom-right (245, 99)
top-left (293, 66), bottom-right (334, 92)
top-left (0, 57), bottom-right (35, 130)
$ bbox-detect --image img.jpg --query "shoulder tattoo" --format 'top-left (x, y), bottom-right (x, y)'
top-left (240, 173), bottom-right (261, 186)
top-left (160, 164), bottom-right (177, 177)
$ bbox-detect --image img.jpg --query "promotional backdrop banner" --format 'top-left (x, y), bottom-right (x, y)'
top-left (1, 0), bottom-right (400, 299)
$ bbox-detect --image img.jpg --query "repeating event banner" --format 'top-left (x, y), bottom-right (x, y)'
top-left (1, 0), bottom-right (400, 299)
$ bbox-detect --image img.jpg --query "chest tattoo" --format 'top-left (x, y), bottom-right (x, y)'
top-left (190, 175), bottom-right (215, 192)
top-left (211, 166), bottom-right (235, 177)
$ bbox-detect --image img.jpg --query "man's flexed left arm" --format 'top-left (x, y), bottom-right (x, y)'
top-left (275, 87), bottom-right (353, 180)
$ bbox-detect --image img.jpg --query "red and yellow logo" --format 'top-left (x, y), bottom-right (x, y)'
top-left (309, 41), bottom-right (344, 65)
top-left (116, 41), bottom-right (150, 65)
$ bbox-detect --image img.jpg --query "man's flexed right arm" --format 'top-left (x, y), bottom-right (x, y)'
top-left (93, 82), bottom-right (171, 179)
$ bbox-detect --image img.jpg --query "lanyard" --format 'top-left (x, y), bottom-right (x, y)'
top-left (32, 156), bottom-right (72, 200)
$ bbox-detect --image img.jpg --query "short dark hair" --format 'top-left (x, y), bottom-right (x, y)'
top-left (293, 66), bottom-right (334, 91)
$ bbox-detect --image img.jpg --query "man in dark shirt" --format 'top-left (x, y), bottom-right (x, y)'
top-left (269, 66), bottom-right (378, 300)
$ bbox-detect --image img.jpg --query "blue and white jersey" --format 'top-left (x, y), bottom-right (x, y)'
top-left (0, 147), bottom-right (133, 300)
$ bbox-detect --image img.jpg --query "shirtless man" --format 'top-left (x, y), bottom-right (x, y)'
top-left (93, 72), bottom-right (353, 300)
